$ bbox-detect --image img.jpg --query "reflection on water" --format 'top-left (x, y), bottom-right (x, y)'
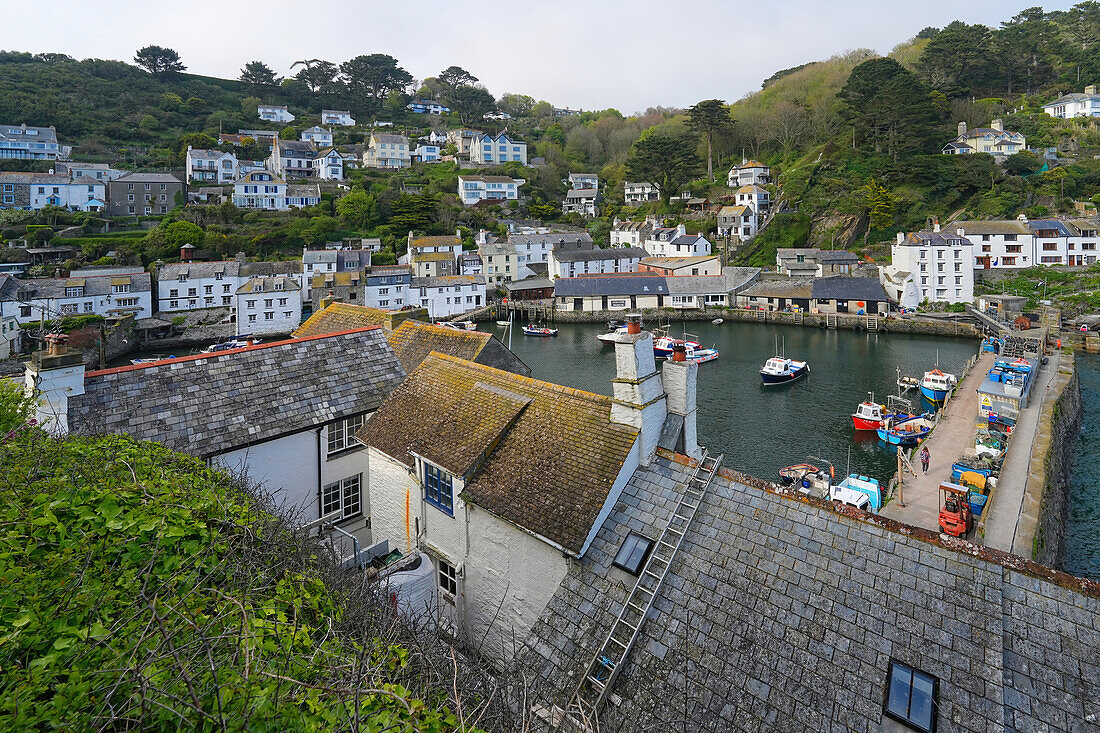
top-left (1065, 354), bottom-right (1100, 579)
top-left (504, 320), bottom-right (976, 486)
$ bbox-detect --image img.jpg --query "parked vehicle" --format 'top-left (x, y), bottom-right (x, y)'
top-left (938, 482), bottom-right (972, 537)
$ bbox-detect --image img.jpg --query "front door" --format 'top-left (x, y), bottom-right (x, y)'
top-left (574, 298), bottom-right (583, 311)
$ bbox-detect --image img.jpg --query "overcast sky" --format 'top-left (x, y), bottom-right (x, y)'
top-left (4, 1), bottom-right (1080, 113)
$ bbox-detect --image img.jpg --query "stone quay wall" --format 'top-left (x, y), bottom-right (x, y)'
top-left (1028, 352), bottom-right (1083, 568)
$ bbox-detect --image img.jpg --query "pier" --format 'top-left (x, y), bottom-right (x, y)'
top-left (880, 352), bottom-right (995, 530)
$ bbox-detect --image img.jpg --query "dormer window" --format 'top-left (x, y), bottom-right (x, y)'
top-left (424, 463), bottom-right (453, 515)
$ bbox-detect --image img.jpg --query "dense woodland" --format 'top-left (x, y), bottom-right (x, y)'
top-left (2, 3), bottom-right (1100, 272)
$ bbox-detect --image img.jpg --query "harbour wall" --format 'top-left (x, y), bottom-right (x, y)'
top-left (531, 307), bottom-right (983, 338)
top-left (1027, 352), bottom-right (1082, 568)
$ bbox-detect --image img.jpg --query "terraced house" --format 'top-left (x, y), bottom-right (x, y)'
top-left (107, 172), bottom-right (182, 217)
top-left (0, 123), bottom-right (68, 159)
top-left (0, 172), bottom-right (105, 212)
top-left (363, 133), bottom-right (411, 169)
top-left (468, 131), bottom-right (527, 165)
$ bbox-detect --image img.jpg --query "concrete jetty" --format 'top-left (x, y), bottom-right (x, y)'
top-left (880, 351), bottom-right (995, 530)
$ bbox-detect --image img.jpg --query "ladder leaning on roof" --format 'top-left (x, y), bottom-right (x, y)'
top-left (557, 449), bottom-right (723, 732)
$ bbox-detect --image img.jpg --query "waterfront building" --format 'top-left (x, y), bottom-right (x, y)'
top-left (548, 247), bottom-right (648, 279)
top-left (479, 242), bottom-right (518, 286)
top-left (775, 248), bottom-right (861, 277)
top-left (639, 256), bottom-right (722, 276)
top-left (384, 319), bottom-right (529, 376)
top-left (3, 271), bottom-right (153, 321)
top-left (885, 228), bottom-right (974, 305)
top-left (158, 255), bottom-right (303, 312)
top-left (234, 276), bottom-right (301, 336)
top-left (293, 301), bottom-right (426, 337)
top-left (508, 231), bottom-right (593, 278)
top-left (409, 275), bottom-right (486, 318)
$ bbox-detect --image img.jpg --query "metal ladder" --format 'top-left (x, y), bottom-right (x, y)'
top-left (793, 310), bottom-right (804, 326)
top-left (756, 309), bottom-right (766, 322)
top-left (558, 450), bottom-right (723, 731)
top-left (866, 316), bottom-right (878, 332)
top-left (826, 314), bottom-right (838, 329)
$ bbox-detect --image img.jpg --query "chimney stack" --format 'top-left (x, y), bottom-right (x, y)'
top-left (957, 121), bottom-right (967, 137)
top-left (24, 334), bottom-right (85, 436)
top-left (933, 219), bottom-right (941, 233)
top-left (671, 342), bottom-right (686, 362)
top-left (1085, 85), bottom-right (1097, 96)
top-left (610, 314), bottom-right (666, 466)
top-left (991, 118), bottom-right (1004, 132)
top-left (662, 349), bottom-right (701, 459)
top-left (897, 232), bottom-right (905, 245)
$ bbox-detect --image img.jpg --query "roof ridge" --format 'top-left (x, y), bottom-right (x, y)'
top-left (86, 327), bottom-right (382, 377)
top-left (423, 352), bottom-right (614, 405)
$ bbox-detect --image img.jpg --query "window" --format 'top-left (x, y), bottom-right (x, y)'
top-left (437, 558), bottom-right (458, 599)
top-left (424, 463), bottom-right (453, 515)
top-left (204, 285), bottom-right (213, 294)
top-left (169, 300), bottom-right (178, 308)
top-left (223, 284), bottom-right (231, 293)
top-left (1004, 234), bottom-right (1017, 242)
top-left (321, 474), bottom-right (362, 520)
top-left (248, 314), bottom-right (256, 322)
top-left (264, 312), bottom-right (273, 320)
top-left (884, 661), bottom-right (937, 732)
top-left (613, 533), bottom-right (654, 575)
top-left (65, 287), bottom-right (83, 297)
top-left (1042, 243), bottom-right (1058, 251)
top-left (327, 414), bottom-right (367, 455)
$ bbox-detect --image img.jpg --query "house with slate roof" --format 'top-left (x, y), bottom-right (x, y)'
top-left (554, 273), bottom-right (669, 311)
top-left (300, 126), bottom-right (334, 147)
top-left (946, 120), bottom-right (1026, 158)
top-left (1042, 85), bottom-right (1100, 118)
top-left (0, 172), bottom-right (106, 212)
top-left (356, 323), bottom-right (701, 663)
top-left (563, 188), bottom-right (599, 217)
top-left (185, 146), bottom-right (238, 184)
top-left (469, 131), bottom-right (527, 165)
top-left (235, 276), bottom-right (301, 336)
top-left (548, 247), bottom-right (648, 279)
top-left (0, 123), bottom-right (68, 160)
top-left (512, 444), bottom-right (1100, 732)
top-left (12, 272), bottom-right (153, 320)
top-left (257, 104), bottom-right (295, 123)
top-left (775, 248), bottom-right (861, 278)
top-left (509, 231), bottom-right (593, 279)
top-left (364, 133), bottom-right (411, 169)
top-left (306, 266), bottom-right (413, 312)
top-left (887, 226), bottom-right (974, 304)
top-left (386, 319), bottom-right (529, 376)
top-left (727, 158), bottom-right (770, 187)
top-left (108, 172), bottom-right (183, 217)
top-left (25, 328), bottom-right (405, 557)
top-left (293, 301), bottom-right (426, 337)
top-left (409, 275), bottom-right (486, 318)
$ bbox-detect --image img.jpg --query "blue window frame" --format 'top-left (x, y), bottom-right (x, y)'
top-left (884, 661), bottom-right (937, 732)
top-left (424, 463), bottom-right (453, 515)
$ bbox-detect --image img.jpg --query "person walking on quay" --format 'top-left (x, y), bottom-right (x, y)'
top-left (920, 446), bottom-right (930, 475)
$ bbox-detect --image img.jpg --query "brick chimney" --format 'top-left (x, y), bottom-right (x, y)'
top-left (991, 119), bottom-right (1004, 132)
top-left (1086, 85), bottom-right (1097, 96)
top-left (957, 121), bottom-right (967, 137)
top-left (24, 334), bottom-right (85, 436)
top-left (610, 313), bottom-right (667, 466)
top-left (320, 290), bottom-right (340, 310)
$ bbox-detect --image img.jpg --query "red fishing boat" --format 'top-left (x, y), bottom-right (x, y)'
top-left (852, 392), bottom-right (888, 431)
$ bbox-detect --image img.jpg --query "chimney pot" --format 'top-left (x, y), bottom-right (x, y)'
top-left (672, 342), bottom-right (687, 362)
top-left (626, 313), bottom-right (642, 334)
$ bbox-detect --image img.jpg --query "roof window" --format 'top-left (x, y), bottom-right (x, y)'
top-left (884, 661), bottom-right (937, 732)
top-left (613, 533), bottom-right (653, 576)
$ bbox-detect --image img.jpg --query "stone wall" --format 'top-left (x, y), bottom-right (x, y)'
top-left (1029, 352), bottom-right (1082, 567)
top-left (544, 307), bottom-right (982, 338)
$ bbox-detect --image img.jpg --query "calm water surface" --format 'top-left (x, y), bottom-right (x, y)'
top-left (1064, 354), bottom-right (1100, 579)
top-left (504, 321), bottom-right (977, 486)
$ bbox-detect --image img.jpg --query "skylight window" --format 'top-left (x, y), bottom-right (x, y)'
top-left (884, 661), bottom-right (937, 732)
top-left (613, 533), bottom-right (653, 576)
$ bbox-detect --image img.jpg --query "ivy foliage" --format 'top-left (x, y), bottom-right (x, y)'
top-left (0, 403), bottom-right (464, 731)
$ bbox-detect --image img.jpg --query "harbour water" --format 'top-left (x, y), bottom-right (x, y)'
top-left (504, 321), bottom-right (977, 486)
top-left (1064, 353), bottom-right (1100, 579)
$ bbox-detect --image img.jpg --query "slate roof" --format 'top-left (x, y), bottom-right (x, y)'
top-left (640, 256), bottom-right (718, 270)
top-left (187, 148), bottom-right (230, 160)
top-left (372, 133), bottom-right (408, 145)
top-left (509, 232), bottom-right (593, 248)
top-left (159, 261), bottom-right (241, 280)
top-left (414, 251), bottom-right (456, 263)
top-left (69, 329), bottom-right (405, 458)
top-left (565, 188), bottom-right (598, 199)
top-left (18, 272), bottom-right (152, 298)
top-left (504, 276), bottom-right (554, 292)
top-left (277, 140), bottom-right (316, 156)
top-left (357, 353), bottom-right (638, 555)
top-left (553, 247), bottom-right (648, 263)
top-left (411, 275), bottom-right (482, 289)
top-left (664, 274), bottom-right (745, 295)
top-left (292, 302), bottom-right (397, 337)
top-left (553, 274), bottom-right (669, 298)
top-left (113, 172), bottom-right (182, 184)
top-left (1043, 91), bottom-right (1100, 106)
top-left (235, 276), bottom-right (300, 294)
top-left (516, 451), bottom-right (1100, 732)
top-left (739, 278), bottom-right (814, 299)
top-left (902, 231), bottom-right (968, 246)
top-left (811, 276), bottom-right (890, 302)
top-left (1027, 219), bottom-right (1073, 236)
top-left (819, 250), bottom-right (860, 264)
top-left (460, 175), bottom-right (523, 184)
top-left (387, 320), bottom-right (530, 377)
top-left (409, 235), bottom-right (461, 250)
top-left (303, 249), bottom-right (372, 269)
top-left (952, 220), bottom-right (1032, 236)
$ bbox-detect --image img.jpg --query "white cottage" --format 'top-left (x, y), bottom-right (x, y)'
top-left (356, 319), bottom-right (700, 665)
top-left (235, 276), bottom-right (302, 336)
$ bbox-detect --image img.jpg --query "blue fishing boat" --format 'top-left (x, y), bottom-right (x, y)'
top-left (876, 414), bottom-right (933, 446)
top-left (919, 369), bottom-right (956, 402)
top-left (831, 474), bottom-right (883, 513)
top-left (760, 356), bottom-right (809, 385)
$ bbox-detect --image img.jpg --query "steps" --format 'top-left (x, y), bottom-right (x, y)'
top-left (826, 314), bottom-right (837, 329)
top-left (866, 316), bottom-right (878, 332)
top-left (557, 451), bottom-right (723, 732)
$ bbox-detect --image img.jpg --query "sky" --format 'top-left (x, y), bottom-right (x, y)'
top-left (2, 0), bottom-right (1081, 113)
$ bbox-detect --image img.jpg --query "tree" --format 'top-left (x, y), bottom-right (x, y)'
top-left (164, 220), bottom-right (204, 248)
top-left (685, 99), bottom-right (735, 181)
top-left (335, 190), bottom-right (380, 229)
top-left (863, 178), bottom-right (895, 230)
top-left (994, 7), bottom-right (1065, 95)
top-left (625, 131), bottom-right (701, 206)
top-left (438, 65), bottom-right (478, 92)
top-left (239, 61), bottom-right (280, 90)
top-left (291, 59), bottom-right (339, 94)
top-left (447, 86), bottom-right (494, 125)
top-left (1003, 150), bottom-right (1043, 176)
top-left (133, 46), bottom-right (185, 79)
top-left (389, 194), bottom-right (436, 231)
top-left (497, 93), bottom-right (535, 118)
top-left (840, 58), bottom-right (940, 160)
top-left (339, 54), bottom-right (412, 112)
top-left (176, 132), bottom-right (217, 162)
top-left (916, 21), bottom-right (992, 96)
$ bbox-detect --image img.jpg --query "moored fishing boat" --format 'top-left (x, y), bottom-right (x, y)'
top-left (496, 320), bottom-right (511, 326)
top-left (876, 414), bottom-right (933, 446)
top-left (760, 356), bottom-right (809, 385)
top-left (597, 326), bottom-right (628, 343)
top-left (202, 336), bottom-right (259, 354)
top-left (653, 333), bottom-right (702, 358)
top-left (779, 463), bottom-right (821, 485)
top-left (852, 392), bottom-right (891, 431)
top-left (131, 355), bottom-right (176, 365)
top-left (919, 369), bottom-right (957, 402)
top-left (522, 324), bottom-right (558, 337)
